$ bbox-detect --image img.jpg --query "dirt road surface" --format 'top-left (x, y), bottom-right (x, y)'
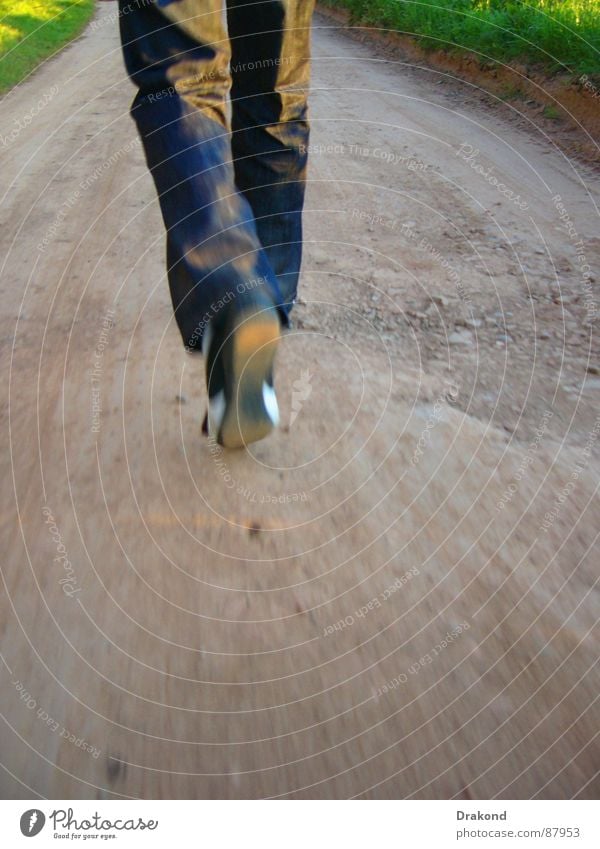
top-left (1, 2), bottom-right (599, 799)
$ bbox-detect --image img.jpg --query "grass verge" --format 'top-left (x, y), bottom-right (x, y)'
top-left (321, 0), bottom-right (600, 79)
top-left (0, 0), bottom-right (95, 94)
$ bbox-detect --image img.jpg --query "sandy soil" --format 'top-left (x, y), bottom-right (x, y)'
top-left (1, 2), bottom-right (599, 799)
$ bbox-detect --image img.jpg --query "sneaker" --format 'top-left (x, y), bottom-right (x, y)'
top-left (202, 289), bottom-right (281, 448)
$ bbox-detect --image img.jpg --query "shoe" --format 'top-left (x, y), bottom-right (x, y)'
top-left (202, 289), bottom-right (281, 448)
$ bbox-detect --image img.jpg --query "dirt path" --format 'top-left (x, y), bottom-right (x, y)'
top-left (1, 2), bottom-right (599, 799)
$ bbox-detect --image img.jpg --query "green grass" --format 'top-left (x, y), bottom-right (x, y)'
top-left (0, 0), bottom-right (95, 93)
top-left (543, 103), bottom-right (561, 117)
top-left (321, 0), bottom-right (600, 77)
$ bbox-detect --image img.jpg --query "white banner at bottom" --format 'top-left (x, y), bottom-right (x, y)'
top-left (0, 800), bottom-right (598, 848)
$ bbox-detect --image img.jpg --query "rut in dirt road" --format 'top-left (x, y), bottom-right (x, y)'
top-left (1, 3), bottom-right (599, 799)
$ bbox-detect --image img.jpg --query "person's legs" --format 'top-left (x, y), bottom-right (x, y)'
top-left (118, 0), bottom-right (288, 351)
top-left (119, 1), bottom-right (314, 446)
top-left (227, 0), bottom-right (315, 310)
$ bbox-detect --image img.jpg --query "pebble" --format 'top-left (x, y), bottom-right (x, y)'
top-left (448, 331), bottom-right (473, 345)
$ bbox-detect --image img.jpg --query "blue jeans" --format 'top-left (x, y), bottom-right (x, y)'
top-left (119, 0), bottom-right (315, 349)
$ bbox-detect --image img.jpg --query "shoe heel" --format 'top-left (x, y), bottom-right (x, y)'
top-left (218, 309), bottom-right (281, 448)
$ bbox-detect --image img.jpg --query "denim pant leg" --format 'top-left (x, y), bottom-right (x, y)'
top-left (118, 0), bottom-right (289, 350)
top-left (227, 0), bottom-right (315, 309)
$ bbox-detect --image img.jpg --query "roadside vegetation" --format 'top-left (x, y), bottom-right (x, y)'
top-left (0, 0), bottom-right (95, 93)
top-left (322, 0), bottom-right (600, 78)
